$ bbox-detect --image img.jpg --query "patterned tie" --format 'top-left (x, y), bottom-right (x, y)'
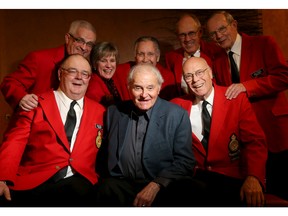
top-left (201, 100), bottom-right (211, 151)
top-left (228, 51), bottom-right (240, 83)
top-left (65, 100), bottom-right (77, 144)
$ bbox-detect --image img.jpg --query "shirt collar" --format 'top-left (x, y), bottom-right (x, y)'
top-left (205, 87), bottom-right (214, 106)
top-left (131, 106), bottom-right (152, 121)
top-left (230, 33), bottom-right (242, 56)
top-left (184, 47), bottom-right (201, 58)
top-left (56, 89), bottom-right (84, 110)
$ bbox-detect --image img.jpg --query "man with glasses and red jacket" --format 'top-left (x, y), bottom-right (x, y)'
top-left (0, 20), bottom-right (96, 112)
top-left (206, 10), bottom-right (288, 201)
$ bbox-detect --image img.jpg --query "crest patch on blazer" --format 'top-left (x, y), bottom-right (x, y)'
top-left (95, 124), bottom-right (103, 148)
top-left (228, 133), bottom-right (240, 161)
top-left (96, 130), bottom-right (102, 148)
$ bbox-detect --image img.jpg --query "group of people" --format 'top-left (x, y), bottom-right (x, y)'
top-left (0, 10), bottom-right (287, 207)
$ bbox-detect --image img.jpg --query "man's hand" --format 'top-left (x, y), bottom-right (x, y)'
top-left (240, 176), bottom-right (265, 207)
top-left (133, 182), bottom-right (161, 207)
top-left (225, 83), bottom-right (246, 100)
top-left (0, 181), bottom-right (11, 202)
top-left (19, 94), bottom-right (38, 111)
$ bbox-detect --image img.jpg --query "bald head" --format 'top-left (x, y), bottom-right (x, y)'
top-left (182, 57), bottom-right (213, 102)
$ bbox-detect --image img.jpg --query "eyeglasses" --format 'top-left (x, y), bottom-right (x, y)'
top-left (68, 33), bottom-right (95, 49)
top-left (178, 29), bottom-right (200, 40)
top-left (60, 67), bottom-right (91, 79)
top-left (208, 23), bottom-right (231, 39)
top-left (183, 68), bottom-right (208, 82)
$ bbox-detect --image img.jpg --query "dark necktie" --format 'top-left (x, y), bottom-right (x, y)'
top-left (52, 100), bottom-right (77, 182)
top-left (106, 79), bottom-right (119, 97)
top-left (201, 100), bottom-right (211, 151)
top-left (65, 100), bottom-right (77, 144)
top-left (105, 79), bottom-right (121, 102)
top-left (228, 51), bottom-right (240, 83)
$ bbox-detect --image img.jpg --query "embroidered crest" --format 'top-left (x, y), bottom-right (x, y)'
top-left (228, 133), bottom-right (240, 161)
top-left (96, 130), bottom-right (102, 148)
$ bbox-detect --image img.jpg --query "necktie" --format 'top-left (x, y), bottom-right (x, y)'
top-left (228, 51), bottom-right (240, 83)
top-left (105, 79), bottom-right (121, 102)
top-left (52, 100), bottom-right (77, 182)
top-left (201, 100), bottom-right (211, 151)
top-left (65, 100), bottom-right (77, 144)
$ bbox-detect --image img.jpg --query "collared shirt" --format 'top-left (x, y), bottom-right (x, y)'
top-left (229, 33), bottom-right (242, 72)
top-left (54, 89), bottom-right (84, 178)
top-left (190, 87), bottom-right (214, 141)
top-left (117, 108), bottom-right (152, 179)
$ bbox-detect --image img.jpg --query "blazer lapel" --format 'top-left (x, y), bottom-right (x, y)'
top-left (209, 86), bottom-right (229, 145)
top-left (39, 91), bottom-right (70, 151)
top-left (118, 114), bottom-right (130, 150)
top-left (143, 99), bottom-right (164, 150)
top-left (239, 33), bottom-right (252, 76)
top-left (193, 133), bottom-right (206, 157)
top-left (73, 98), bottom-right (97, 152)
top-left (117, 102), bottom-right (133, 155)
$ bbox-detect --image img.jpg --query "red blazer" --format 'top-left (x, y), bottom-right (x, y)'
top-left (212, 33), bottom-right (288, 153)
top-left (171, 85), bottom-right (267, 186)
top-left (0, 90), bottom-right (105, 190)
top-left (114, 61), bottom-right (178, 101)
top-left (86, 73), bottom-right (124, 107)
top-left (165, 40), bottom-right (224, 96)
top-left (0, 45), bottom-right (65, 109)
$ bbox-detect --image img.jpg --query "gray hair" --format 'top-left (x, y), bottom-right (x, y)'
top-left (134, 36), bottom-right (160, 56)
top-left (69, 20), bottom-right (97, 35)
top-left (127, 63), bottom-right (164, 86)
top-left (207, 11), bottom-right (235, 24)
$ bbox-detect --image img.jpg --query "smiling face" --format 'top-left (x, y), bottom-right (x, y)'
top-left (128, 64), bottom-right (161, 112)
top-left (206, 13), bottom-right (238, 51)
top-left (135, 40), bottom-right (160, 66)
top-left (96, 54), bottom-right (117, 80)
top-left (183, 57), bottom-right (213, 101)
top-left (176, 15), bottom-right (202, 56)
top-left (58, 54), bottom-right (92, 100)
top-left (65, 27), bottom-right (96, 59)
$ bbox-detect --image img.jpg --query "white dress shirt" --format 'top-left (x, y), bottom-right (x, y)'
top-left (190, 88), bottom-right (214, 141)
top-left (54, 89), bottom-right (84, 178)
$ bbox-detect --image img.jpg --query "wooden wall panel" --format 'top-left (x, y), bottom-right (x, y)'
top-left (0, 9), bottom-right (287, 142)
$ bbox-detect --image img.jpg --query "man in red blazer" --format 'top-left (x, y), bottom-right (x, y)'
top-left (0, 54), bottom-right (105, 206)
top-left (114, 36), bottom-right (178, 101)
top-left (165, 13), bottom-right (225, 96)
top-left (171, 57), bottom-right (267, 206)
top-left (206, 11), bottom-right (288, 200)
top-left (0, 20), bottom-right (96, 111)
